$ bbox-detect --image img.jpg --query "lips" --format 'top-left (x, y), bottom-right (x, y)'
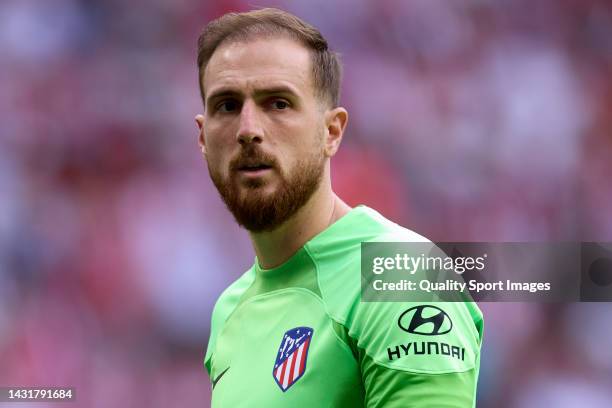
top-left (230, 149), bottom-right (277, 177)
top-left (234, 162), bottom-right (274, 180)
top-left (238, 163), bottom-right (272, 171)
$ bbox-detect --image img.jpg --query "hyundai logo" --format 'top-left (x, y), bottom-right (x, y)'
top-left (398, 305), bottom-right (452, 336)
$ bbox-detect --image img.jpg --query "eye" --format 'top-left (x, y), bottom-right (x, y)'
top-left (216, 99), bottom-right (239, 113)
top-left (270, 99), bottom-right (290, 110)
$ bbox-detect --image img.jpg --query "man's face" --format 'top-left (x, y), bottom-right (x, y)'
top-left (199, 37), bottom-right (327, 232)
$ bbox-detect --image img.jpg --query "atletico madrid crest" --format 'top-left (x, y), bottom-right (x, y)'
top-left (273, 327), bottom-right (313, 392)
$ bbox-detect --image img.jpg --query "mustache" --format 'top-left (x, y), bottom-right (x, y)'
top-left (229, 146), bottom-right (278, 171)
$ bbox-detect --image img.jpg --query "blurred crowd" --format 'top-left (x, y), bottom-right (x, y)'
top-left (0, 0), bottom-right (611, 406)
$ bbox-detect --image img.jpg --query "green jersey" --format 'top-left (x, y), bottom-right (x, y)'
top-left (204, 206), bottom-right (484, 407)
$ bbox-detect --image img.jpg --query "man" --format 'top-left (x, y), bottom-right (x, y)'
top-left (195, 8), bottom-right (483, 407)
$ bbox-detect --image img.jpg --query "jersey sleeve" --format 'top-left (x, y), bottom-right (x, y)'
top-left (204, 298), bottom-right (223, 376)
top-left (361, 358), bottom-right (479, 408)
top-left (348, 300), bottom-right (484, 407)
top-left (204, 267), bottom-right (256, 376)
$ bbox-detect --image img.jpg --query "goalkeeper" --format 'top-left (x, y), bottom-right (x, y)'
top-left (194, 8), bottom-right (483, 407)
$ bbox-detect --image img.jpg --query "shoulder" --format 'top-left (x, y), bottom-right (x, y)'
top-left (204, 266), bottom-right (256, 373)
top-left (309, 206), bottom-right (484, 374)
top-left (211, 267), bottom-right (256, 321)
top-left (309, 206), bottom-right (431, 322)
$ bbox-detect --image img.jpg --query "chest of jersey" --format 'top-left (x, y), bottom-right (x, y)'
top-left (209, 288), bottom-right (363, 407)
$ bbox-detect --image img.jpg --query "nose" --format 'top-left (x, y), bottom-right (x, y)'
top-left (236, 100), bottom-right (264, 145)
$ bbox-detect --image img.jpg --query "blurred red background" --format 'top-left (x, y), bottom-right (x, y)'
top-left (1, 0), bottom-right (611, 406)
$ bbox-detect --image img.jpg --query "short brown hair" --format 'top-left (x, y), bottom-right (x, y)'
top-left (196, 8), bottom-right (342, 108)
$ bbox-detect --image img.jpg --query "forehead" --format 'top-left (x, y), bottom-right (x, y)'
top-left (203, 37), bottom-right (314, 99)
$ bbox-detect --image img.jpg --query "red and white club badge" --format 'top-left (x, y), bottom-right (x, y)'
top-left (272, 327), bottom-right (313, 391)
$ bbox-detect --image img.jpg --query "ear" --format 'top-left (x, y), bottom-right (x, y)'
top-left (195, 114), bottom-right (207, 155)
top-left (323, 107), bottom-right (348, 157)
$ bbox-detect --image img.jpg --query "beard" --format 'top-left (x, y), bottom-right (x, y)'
top-left (208, 144), bottom-right (325, 232)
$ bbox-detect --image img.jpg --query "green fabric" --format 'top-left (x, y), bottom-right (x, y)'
top-left (204, 206), bottom-right (483, 407)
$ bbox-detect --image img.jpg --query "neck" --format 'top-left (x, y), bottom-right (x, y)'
top-left (249, 182), bottom-right (351, 269)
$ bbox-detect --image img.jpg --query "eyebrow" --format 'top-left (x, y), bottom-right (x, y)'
top-left (206, 84), bottom-right (300, 106)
